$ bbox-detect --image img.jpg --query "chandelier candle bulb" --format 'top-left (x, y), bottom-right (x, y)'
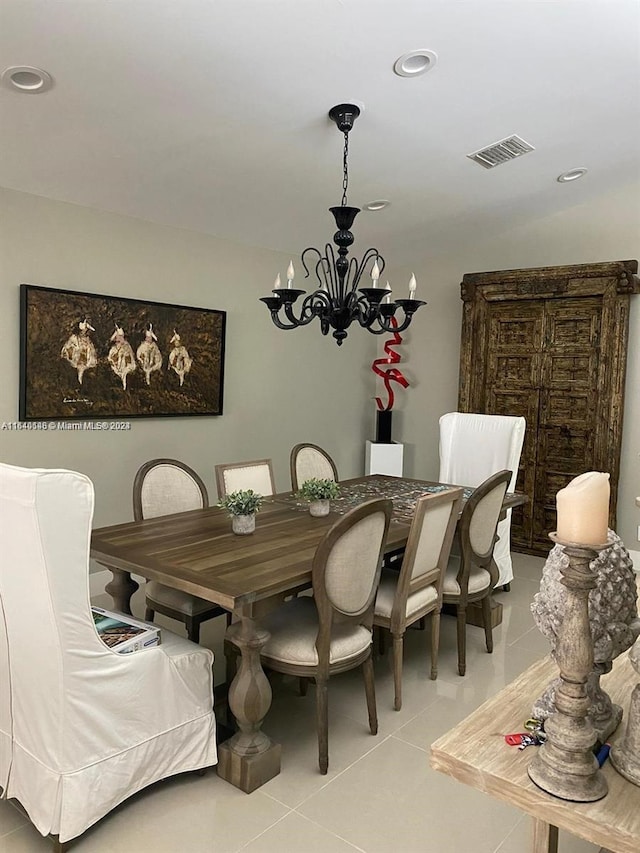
top-left (556, 472), bottom-right (610, 546)
top-left (409, 273), bottom-right (417, 299)
top-left (273, 273), bottom-right (282, 289)
top-left (286, 261), bottom-right (295, 288)
top-left (371, 260), bottom-right (380, 287)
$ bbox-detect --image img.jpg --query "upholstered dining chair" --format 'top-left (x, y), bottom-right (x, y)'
top-left (134, 458), bottom-right (228, 642)
top-left (290, 443), bottom-right (339, 491)
top-left (0, 463), bottom-right (217, 849)
top-left (438, 412), bottom-right (526, 589)
top-left (442, 469), bottom-right (512, 677)
top-left (373, 487), bottom-right (463, 710)
top-left (215, 458), bottom-right (275, 498)
top-left (256, 498), bottom-right (392, 774)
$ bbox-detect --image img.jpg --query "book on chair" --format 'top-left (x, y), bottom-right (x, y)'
top-left (91, 607), bottom-right (161, 654)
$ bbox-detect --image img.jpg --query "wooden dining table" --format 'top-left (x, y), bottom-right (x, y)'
top-left (91, 474), bottom-right (525, 793)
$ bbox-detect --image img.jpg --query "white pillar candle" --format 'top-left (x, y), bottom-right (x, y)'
top-left (556, 471), bottom-right (610, 546)
top-left (286, 260), bottom-right (295, 288)
top-left (273, 273), bottom-right (282, 289)
top-left (409, 273), bottom-right (417, 299)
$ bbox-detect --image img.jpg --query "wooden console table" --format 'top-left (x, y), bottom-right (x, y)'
top-left (430, 652), bottom-right (640, 852)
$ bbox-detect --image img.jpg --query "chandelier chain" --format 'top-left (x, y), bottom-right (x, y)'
top-left (341, 131), bottom-right (349, 207)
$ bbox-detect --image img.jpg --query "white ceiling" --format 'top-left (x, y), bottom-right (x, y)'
top-left (1, 0), bottom-right (639, 271)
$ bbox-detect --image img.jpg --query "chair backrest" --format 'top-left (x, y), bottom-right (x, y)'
top-left (312, 499), bottom-right (391, 673)
top-left (215, 458), bottom-right (275, 499)
top-left (389, 488), bottom-right (463, 629)
top-left (456, 469), bottom-right (511, 590)
top-left (290, 443), bottom-right (339, 491)
top-left (438, 412), bottom-right (525, 494)
top-left (133, 458), bottom-right (208, 520)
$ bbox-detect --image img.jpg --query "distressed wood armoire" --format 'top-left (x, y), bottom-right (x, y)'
top-left (458, 259), bottom-right (639, 555)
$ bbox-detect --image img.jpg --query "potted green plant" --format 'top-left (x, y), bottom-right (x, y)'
top-left (217, 489), bottom-right (264, 534)
top-left (297, 478), bottom-right (340, 517)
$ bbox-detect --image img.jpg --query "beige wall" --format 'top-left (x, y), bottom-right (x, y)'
top-left (392, 180), bottom-right (640, 547)
top-left (0, 187), bottom-right (375, 534)
top-left (2, 182), bottom-right (638, 552)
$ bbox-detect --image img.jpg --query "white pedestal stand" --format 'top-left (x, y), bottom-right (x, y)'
top-left (365, 440), bottom-right (404, 477)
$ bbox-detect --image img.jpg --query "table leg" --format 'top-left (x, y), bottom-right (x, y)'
top-left (103, 567), bottom-right (139, 614)
top-left (217, 609), bottom-right (281, 792)
top-left (532, 819), bottom-right (558, 853)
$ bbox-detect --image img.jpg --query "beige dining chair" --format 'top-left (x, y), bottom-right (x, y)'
top-left (373, 487), bottom-right (463, 710)
top-left (215, 458), bottom-right (275, 498)
top-left (257, 498), bottom-right (392, 774)
top-left (290, 443), bottom-right (339, 491)
top-left (442, 469), bottom-right (511, 676)
top-left (134, 458), bottom-right (228, 642)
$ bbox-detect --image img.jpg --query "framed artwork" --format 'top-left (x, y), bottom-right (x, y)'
top-left (19, 284), bottom-right (226, 420)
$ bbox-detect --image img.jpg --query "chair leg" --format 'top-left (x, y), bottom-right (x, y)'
top-left (145, 606), bottom-right (155, 622)
top-left (391, 632), bottom-right (404, 711)
top-left (378, 627), bottom-right (387, 656)
top-left (185, 617), bottom-right (200, 644)
top-left (52, 838), bottom-right (67, 853)
top-left (362, 653), bottom-right (378, 735)
top-left (456, 605), bottom-right (467, 677)
top-left (502, 582), bottom-right (511, 592)
top-left (299, 677), bottom-right (308, 696)
top-left (315, 677), bottom-right (329, 775)
top-left (430, 611), bottom-right (441, 680)
top-left (481, 595), bottom-right (494, 654)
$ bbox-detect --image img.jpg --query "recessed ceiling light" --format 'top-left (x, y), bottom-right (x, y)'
top-left (557, 168), bottom-right (588, 183)
top-left (364, 199), bottom-right (391, 212)
top-left (1, 65), bottom-right (53, 93)
top-left (393, 50), bottom-right (437, 78)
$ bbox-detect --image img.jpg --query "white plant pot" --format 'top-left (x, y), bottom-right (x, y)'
top-left (309, 499), bottom-right (330, 518)
top-left (232, 514), bottom-right (255, 535)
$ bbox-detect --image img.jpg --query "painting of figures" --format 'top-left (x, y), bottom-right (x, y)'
top-left (20, 284), bottom-right (226, 419)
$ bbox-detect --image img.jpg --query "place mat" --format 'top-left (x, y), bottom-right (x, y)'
top-left (275, 477), bottom-right (474, 524)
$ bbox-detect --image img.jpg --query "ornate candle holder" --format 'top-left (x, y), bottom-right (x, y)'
top-left (531, 530), bottom-right (640, 743)
top-left (528, 533), bottom-right (612, 802)
top-left (610, 638), bottom-right (640, 786)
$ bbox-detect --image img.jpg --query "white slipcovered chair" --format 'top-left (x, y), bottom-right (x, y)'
top-left (0, 594), bottom-right (10, 795)
top-left (134, 458), bottom-right (228, 642)
top-left (215, 458), bottom-right (275, 498)
top-left (0, 463), bottom-right (217, 847)
top-left (290, 443), bottom-right (338, 491)
top-left (438, 412), bottom-right (526, 588)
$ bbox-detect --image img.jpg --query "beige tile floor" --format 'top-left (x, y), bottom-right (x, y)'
top-left (1, 553), bottom-right (603, 853)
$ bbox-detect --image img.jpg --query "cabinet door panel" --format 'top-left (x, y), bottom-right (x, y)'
top-left (459, 261), bottom-right (637, 556)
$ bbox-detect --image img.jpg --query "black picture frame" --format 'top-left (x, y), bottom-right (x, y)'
top-left (19, 284), bottom-right (226, 420)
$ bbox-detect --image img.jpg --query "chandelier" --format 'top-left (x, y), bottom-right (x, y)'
top-left (260, 104), bottom-right (426, 346)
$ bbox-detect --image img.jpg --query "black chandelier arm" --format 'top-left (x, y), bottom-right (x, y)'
top-left (301, 245), bottom-right (336, 294)
top-left (351, 248), bottom-right (385, 291)
top-left (373, 299), bottom-right (427, 334)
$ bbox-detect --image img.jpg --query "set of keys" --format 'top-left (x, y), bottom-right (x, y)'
top-left (504, 718), bottom-right (546, 750)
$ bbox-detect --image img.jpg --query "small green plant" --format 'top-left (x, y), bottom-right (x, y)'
top-left (298, 478), bottom-right (340, 502)
top-left (217, 489), bottom-right (264, 516)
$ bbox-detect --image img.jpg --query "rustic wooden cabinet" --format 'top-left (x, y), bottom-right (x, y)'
top-left (458, 260), bottom-right (639, 555)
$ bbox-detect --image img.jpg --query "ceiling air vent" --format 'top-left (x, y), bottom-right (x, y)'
top-left (467, 135), bottom-right (535, 169)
